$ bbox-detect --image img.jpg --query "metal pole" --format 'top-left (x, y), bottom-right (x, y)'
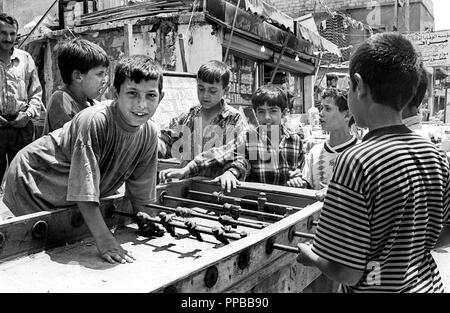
top-left (394, 0), bottom-right (398, 31)
top-left (224, 0), bottom-right (241, 62)
top-left (270, 35), bottom-right (290, 84)
top-left (19, 0), bottom-right (59, 48)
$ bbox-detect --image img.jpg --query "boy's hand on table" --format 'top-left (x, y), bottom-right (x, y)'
top-left (315, 183), bottom-right (328, 201)
top-left (212, 170), bottom-right (240, 193)
top-left (159, 167), bottom-right (189, 183)
top-left (96, 235), bottom-right (135, 264)
top-left (286, 177), bottom-right (307, 188)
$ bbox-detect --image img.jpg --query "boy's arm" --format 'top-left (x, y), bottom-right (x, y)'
top-left (434, 224), bottom-right (450, 249)
top-left (77, 201), bottom-right (135, 264)
top-left (187, 132), bottom-right (250, 179)
top-left (297, 243), bottom-right (364, 286)
top-left (158, 114), bottom-right (187, 158)
top-left (26, 54), bottom-right (43, 119)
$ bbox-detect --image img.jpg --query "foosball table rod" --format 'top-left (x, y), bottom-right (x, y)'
top-left (188, 190), bottom-right (299, 213)
top-left (160, 192), bottom-right (284, 221)
top-left (145, 203), bottom-right (268, 229)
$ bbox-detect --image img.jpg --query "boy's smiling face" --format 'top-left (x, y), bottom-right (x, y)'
top-left (255, 103), bottom-right (284, 126)
top-left (80, 66), bottom-right (108, 100)
top-left (197, 79), bottom-right (228, 110)
top-left (116, 77), bottom-right (164, 127)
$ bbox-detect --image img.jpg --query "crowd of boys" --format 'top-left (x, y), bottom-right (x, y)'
top-left (1, 11), bottom-right (449, 292)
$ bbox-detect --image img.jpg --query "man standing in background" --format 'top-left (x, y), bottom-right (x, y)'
top-left (0, 13), bottom-right (43, 187)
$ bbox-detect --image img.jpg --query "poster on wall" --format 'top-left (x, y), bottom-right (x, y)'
top-left (151, 72), bottom-right (198, 129)
top-left (406, 30), bottom-right (450, 67)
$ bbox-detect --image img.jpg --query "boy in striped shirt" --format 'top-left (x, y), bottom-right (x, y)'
top-left (296, 32), bottom-right (450, 292)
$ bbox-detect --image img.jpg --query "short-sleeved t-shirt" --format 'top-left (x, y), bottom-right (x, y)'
top-left (42, 87), bottom-right (95, 135)
top-left (312, 125), bottom-right (450, 292)
top-left (303, 136), bottom-right (358, 190)
top-left (4, 102), bottom-right (158, 216)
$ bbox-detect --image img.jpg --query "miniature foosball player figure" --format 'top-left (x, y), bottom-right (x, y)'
top-left (296, 32), bottom-right (450, 293)
top-left (159, 85), bottom-right (305, 192)
top-left (3, 55), bottom-right (164, 264)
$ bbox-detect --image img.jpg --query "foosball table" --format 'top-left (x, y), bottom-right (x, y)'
top-left (0, 178), bottom-right (331, 293)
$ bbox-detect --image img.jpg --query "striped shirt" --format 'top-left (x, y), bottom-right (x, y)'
top-left (187, 125), bottom-right (305, 185)
top-left (312, 125), bottom-right (450, 293)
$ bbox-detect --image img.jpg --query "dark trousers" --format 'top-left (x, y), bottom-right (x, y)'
top-left (0, 121), bottom-right (34, 183)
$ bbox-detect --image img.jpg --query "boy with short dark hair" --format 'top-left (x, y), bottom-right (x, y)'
top-left (296, 33), bottom-right (450, 293)
top-left (299, 88), bottom-right (358, 200)
top-left (159, 85), bottom-right (304, 192)
top-left (4, 55), bottom-right (164, 264)
top-left (158, 60), bottom-right (246, 177)
top-left (42, 38), bottom-right (109, 135)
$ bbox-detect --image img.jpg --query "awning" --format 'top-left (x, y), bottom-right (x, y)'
top-left (295, 14), bottom-right (341, 58)
top-left (244, 0), bottom-right (294, 31)
top-left (297, 23), bottom-right (342, 57)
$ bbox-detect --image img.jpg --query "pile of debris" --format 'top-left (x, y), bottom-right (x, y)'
top-left (78, 0), bottom-right (196, 26)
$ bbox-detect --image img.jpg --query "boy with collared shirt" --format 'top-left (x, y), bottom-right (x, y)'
top-left (0, 13), bottom-right (43, 184)
top-left (159, 85), bottom-right (304, 192)
top-left (158, 60), bottom-right (246, 178)
top-left (42, 38), bottom-right (109, 135)
top-left (4, 55), bottom-right (164, 264)
top-left (296, 33), bottom-right (450, 293)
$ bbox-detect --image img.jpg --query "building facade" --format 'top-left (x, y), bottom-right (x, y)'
top-left (270, 0), bottom-right (434, 62)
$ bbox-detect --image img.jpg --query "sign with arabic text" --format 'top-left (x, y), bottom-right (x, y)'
top-left (406, 30), bottom-right (450, 67)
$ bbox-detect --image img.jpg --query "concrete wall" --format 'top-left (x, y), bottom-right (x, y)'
top-left (177, 23), bottom-right (223, 73)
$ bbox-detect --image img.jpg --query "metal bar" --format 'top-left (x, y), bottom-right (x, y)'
top-left (224, 0), bottom-right (241, 62)
top-left (272, 243), bottom-right (298, 254)
top-left (19, 0), bottom-right (59, 48)
top-left (293, 231), bottom-right (315, 240)
top-left (145, 203), bottom-right (267, 229)
top-left (188, 190), bottom-right (298, 212)
top-left (178, 34), bottom-right (188, 72)
top-left (269, 35), bottom-right (290, 84)
top-left (161, 194), bottom-right (284, 220)
top-left (83, 0), bottom-right (89, 14)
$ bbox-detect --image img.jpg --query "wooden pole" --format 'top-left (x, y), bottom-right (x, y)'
top-left (270, 35), bottom-right (290, 84)
top-left (178, 34), bottom-right (188, 72)
top-left (124, 23), bottom-right (133, 56)
top-left (405, 0), bottom-right (410, 33)
top-left (394, 0), bottom-right (398, 31)
top-left (19, 0), bottom-right (59, 48)
top-left (224, 0), bottom-right (241, 62)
